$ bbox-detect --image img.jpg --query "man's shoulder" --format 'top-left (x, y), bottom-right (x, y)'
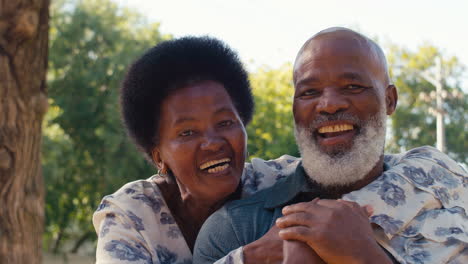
top-left (194, 183), bottom-right (281, 264)
top-left (197, 178), bottom-right (286, 242)
top-left (226, 185), bottom-right (274, 212)
top-left (229, 170), bottom-right (293, 214)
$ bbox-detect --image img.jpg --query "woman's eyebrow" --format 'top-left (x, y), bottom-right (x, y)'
top-left (214, 107), bottom-right (235, 115)
top-left (173, 116), bottom-right (196, 125)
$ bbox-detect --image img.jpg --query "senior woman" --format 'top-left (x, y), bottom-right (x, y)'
top-left (92, 36), bottom-right (294, 263)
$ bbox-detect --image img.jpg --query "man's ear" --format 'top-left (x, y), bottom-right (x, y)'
top-left (385, 84), bottom-right (398, 115)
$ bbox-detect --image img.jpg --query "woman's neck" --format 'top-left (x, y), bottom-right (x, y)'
top-left (156, 176), bottom-right (238, 252)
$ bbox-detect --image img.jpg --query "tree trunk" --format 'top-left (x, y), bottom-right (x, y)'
top-left (0, 0), bottom-right (49, 263)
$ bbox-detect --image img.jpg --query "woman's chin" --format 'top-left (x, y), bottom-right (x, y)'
top-left (200, 168), bottom-right (241, 196)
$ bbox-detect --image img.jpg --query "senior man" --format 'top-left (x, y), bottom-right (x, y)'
top-left (193, 28), bottom-right (467, 264)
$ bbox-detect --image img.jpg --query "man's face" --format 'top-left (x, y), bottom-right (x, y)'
top-left (293, 34), bottom-right (396, 187)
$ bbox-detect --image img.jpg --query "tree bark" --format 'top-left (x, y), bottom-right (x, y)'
top-left (0, 0), bottom-right (49, 263)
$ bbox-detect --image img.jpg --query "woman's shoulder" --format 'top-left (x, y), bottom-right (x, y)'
top-left (99, 175), bottom-right (161, 203)
top-left (93, 176), bottom-right (166, 223)
top-left (93, 176), bottom-right (193, 263)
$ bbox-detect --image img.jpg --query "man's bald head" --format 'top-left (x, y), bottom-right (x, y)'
top-left (293, 27), bottom-right (390, 89)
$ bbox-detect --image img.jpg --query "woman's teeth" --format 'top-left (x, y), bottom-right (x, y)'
top-left (200, 158), bottom-right (231, 170)
top-left (207, 163), bottom-right (229, 174)
top-left (318, 124), bottom-right (353, 134)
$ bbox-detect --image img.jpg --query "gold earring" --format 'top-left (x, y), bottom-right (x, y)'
top-left (158, 163), bottom-right (168, 177)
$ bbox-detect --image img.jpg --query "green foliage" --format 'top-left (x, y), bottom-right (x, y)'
top-left (386, 44), bottom-right (467, 163)
top-left (43, 0), bottom-right (170, 253)
top-left (247, 64), bottom-right (300, 160)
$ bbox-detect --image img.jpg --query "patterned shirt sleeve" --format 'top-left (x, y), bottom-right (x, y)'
top-left (344, 146), bottom-right (468, 264)
top-left (93, 197), bottom-right (153, 264)
top-left (213, 247), bottom-right (244, 264)
top-left (241, 154), bottom-right (300, 198)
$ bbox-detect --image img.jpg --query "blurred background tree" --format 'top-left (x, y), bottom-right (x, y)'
top-left (247, 64), bottom-right (299, 160)
top-left (43, 0), bottom-right (170, 254)
top-left (386, 44), bottom-right (467, 164)
top-left (42, 0), bottom-right (467, 258)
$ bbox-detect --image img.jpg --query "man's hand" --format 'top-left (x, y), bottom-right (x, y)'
top-left (243, 225), bottom-right (283, 264)
top-left (282, 240), bottom-right (325, 264)
top-left (276, 198), bottom-right (392, 264)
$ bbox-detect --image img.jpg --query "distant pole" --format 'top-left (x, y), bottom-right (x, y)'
top-left (434, 57), bottom-right (446, 152)
top-left (422, 56), bottom-right (446, 152)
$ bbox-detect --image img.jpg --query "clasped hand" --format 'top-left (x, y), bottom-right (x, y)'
top-left (277, 198), bottom-right (392, 264)
top-left (244, 198), bottom-right (391, 264)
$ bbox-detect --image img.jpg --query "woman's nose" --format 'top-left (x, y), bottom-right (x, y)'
top-left (200, 132), bottom-right (225, 152)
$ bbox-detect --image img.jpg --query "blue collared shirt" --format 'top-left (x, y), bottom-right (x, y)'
top-left (193, 163), bottom-right (398, 263)
top-left (195, 147), bottom-right (468, 264)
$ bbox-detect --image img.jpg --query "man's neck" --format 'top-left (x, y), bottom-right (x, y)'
top-left (315, 155), bottom-right (385, 199)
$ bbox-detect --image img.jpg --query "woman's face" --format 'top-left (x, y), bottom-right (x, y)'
top-left (155, 80), bottom-right (247, 203)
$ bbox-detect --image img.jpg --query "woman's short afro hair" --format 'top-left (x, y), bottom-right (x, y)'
top-left (121, 36), bottom-right (254, 161)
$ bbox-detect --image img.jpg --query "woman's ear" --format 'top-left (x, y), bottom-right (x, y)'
top-left (385, 84), bottom-right (398, 115)
top-left (151, 148), bottom-right (162, 168)
top-left (152, 148), bottom-right (168, 175)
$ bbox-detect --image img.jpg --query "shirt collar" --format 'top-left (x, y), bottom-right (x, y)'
top-left (264, 161), bottom-right (391, 209)
top-left (264, 162), bottom-right (320, 209)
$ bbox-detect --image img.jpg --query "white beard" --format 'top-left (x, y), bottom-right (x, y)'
top-left (294, 108), bottom-right (387, 187)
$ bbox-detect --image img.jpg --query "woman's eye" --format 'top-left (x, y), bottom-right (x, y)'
top-left (179, 130), bottom-right (194, 137)
top-left (219, 120), bottom-right (234, 127)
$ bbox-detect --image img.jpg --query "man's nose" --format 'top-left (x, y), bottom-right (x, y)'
top-left (200, 131), bottom-right (225, 152)
top-left (316, 88), bottom-right (349, 114)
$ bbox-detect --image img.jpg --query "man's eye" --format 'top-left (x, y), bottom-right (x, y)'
top-left (346, 84), bottom-right (366, 91)
top-left (219, 120), bottom-right (234, 127)
top-left (179, 130), bottom-right (194, 137)
top-left (302, 89), bottom-right (319, 97)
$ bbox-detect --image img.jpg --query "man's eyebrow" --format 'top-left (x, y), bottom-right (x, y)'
top-left (339, 72), bottom-right (365, 82)
top-left (295, 76), bottom-right (320, 87)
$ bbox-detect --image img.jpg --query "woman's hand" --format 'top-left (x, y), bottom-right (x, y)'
top-left (243, 225), bottom-right (283, 264)
top-left (283, 240), bottom-right (325, 264)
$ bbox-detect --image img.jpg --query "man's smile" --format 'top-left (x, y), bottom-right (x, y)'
top-left (318, 124), bottom-right (353, 134)
top-left (315, 122), bottom-right (357, 146)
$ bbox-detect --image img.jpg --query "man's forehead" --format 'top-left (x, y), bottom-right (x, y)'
top-left (296, 33), bottom-right (373, 66)
top-left (293, 29), bottom-right (388, 84)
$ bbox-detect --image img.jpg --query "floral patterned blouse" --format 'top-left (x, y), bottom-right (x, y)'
top-left (93, 146), bottom-right (467, 264)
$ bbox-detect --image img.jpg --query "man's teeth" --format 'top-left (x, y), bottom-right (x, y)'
top-left (318, 124), bottom-right (353, 134)
top-left (207, 163), bottom-right (229, 174)
top-left (199, 158), bottom-right (231, 170)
